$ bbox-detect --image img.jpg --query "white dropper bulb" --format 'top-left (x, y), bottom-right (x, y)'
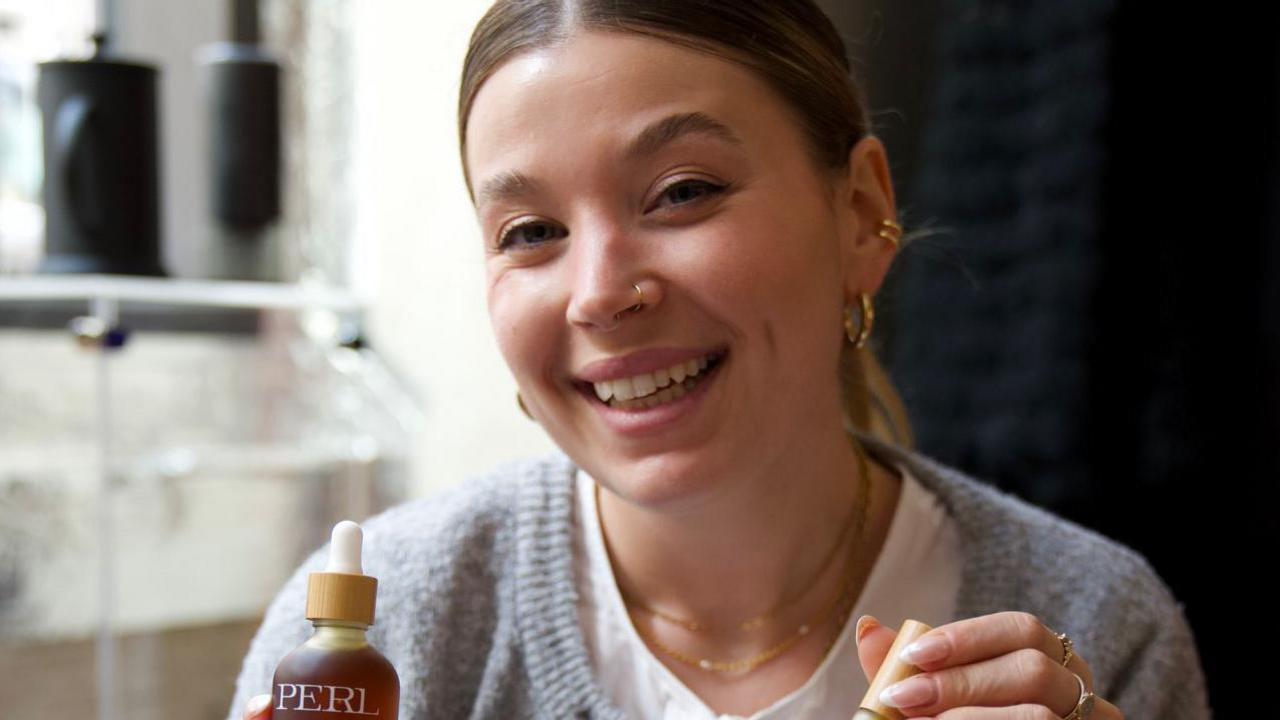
top-left (325, 520), bottom-right (365, 575)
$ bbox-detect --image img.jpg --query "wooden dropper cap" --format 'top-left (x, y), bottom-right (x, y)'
top-left (852, 619), bottom-right (934, 720)
top-left (305, 520), bottom-right (378, 626)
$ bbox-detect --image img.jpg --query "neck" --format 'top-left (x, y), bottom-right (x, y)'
top-left (596, 424), bottom-right (899, 631)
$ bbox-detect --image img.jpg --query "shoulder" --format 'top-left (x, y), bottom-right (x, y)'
top-left (862, 434), bottom-right (1208, 715)
top-left (865, 431), bottom-right (1169, 597)
top-left (362, 452), bottom-right (550, 557)
top-left (358, 448), bottom-right (571, 602)
top-left (955, 477), bottom-right (1209, 715)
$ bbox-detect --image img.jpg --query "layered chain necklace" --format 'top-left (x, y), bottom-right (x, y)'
top-left (596, 437), bottom-right (874, 675)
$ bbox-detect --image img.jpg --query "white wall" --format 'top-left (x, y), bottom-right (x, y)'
top-left (113, 0), bottom-right (222, 279)
top-left (352, 1), bottom-right (559, 498)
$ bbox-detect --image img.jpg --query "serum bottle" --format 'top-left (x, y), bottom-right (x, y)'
top-left (272, 521), bottom-right (399, 718)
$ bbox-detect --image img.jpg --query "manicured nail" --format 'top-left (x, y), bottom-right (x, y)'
top-left (900, 634), bottom-right (950, 665)
top-left (855, 614), bottom-right (879, 645)
top-left (880, 676), bottom-right (936, 708)
top-left (247, 694), bottom-right (272, 716)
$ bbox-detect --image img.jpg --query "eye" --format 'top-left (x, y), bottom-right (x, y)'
top-left (653, 179), bottom-right (726, 210)
top-left (496, 220), bottom-right (567, 251)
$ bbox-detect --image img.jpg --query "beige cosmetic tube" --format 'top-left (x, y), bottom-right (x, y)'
top-left (852, 619), bottom-right (935, 720)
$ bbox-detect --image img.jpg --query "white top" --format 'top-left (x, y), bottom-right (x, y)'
top-left (573, 461), bottom-right (965, 720)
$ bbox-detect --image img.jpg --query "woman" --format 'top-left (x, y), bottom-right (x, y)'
top-left (232, 1), bottom-right (1209, 718)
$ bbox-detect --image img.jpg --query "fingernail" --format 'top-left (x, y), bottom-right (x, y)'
top-left (855, 614), bottom-right (879, 645)
top-left (900, 634), bottom-right (950, 665)
top-left (247, 694), bottom-right (272, 716)
top-left (879, 676), bottom-right (936, 708)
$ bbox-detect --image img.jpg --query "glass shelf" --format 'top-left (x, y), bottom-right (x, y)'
top-left (0, 274), bottom-right (362, 312)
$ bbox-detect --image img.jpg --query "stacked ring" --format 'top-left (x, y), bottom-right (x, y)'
top-left (1056, 631), bottom-right (1075, 666)
top-left (1063, 671), bottom-right (1096, 719)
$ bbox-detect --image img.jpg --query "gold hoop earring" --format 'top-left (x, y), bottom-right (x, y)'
top-left (843, 293), bottom-right (875, 348)
top-left (516, 391), bottom-right (535, 421)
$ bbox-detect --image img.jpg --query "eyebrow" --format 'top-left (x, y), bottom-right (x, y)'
top-left (623, 111), bottom-right (744, 161)
top-left (475, 111), bottom-right (743, 208)
top-left (476, 170), bottom-right (545, 209)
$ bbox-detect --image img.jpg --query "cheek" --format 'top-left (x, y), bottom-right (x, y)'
top-left (486, 272), bottom-right (558, 380)
top-left (693, 200), bottom-right (844, 388)
top-left (696, 202), bottom-right (838, 316)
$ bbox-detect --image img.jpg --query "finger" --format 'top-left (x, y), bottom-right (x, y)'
top-left (879, 647), bottom-right (1084, 717)
top-left (899, 612), bottom-right (1063, 672)
top-left (855, 614), bottom-right (899, 681)
top-left (244, 694), bottom-right (273, 719)
top-left (924, 704), bottom-right (1082, 719)
top-left (1092, 695), bottom-right (1125, 719)
top-left (924, 695), bottom-right (1126, 720)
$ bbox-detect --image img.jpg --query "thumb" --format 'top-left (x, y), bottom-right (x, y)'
top-left (854, 614), bottom-right (899, 682)
top-left (244, 694), bottom-right (273, 719)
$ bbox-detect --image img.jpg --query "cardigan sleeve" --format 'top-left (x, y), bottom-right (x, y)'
top-left (1102, 568), bottom-right (1213, 720)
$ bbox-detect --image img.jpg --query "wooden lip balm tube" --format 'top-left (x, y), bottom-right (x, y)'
top-left (852, 619), bottom-right (934, 720)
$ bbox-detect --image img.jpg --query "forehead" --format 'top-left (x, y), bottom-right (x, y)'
top-left (464, 31), bottom-right (795, 192)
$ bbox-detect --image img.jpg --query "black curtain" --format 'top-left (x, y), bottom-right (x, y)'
top-left (854, 0), bottom-right (1278, 714)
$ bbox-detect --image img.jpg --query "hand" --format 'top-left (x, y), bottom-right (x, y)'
top-left (244, 694), bottom-right (272, 719)
top-left (854, 611), bottom-right (1124, 719)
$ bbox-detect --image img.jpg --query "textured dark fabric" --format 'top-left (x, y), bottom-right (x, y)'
top-left (227, 432), bottom-right (1211, 719)
top-left (886, 0), bottom-right (1116, 511)
top-left (880, 1), bottom-right (1277, 709)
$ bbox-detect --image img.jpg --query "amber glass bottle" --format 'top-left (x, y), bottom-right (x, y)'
top-left (272, 521), bottom-right (399, 718)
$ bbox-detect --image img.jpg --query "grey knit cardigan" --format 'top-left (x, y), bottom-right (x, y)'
top-left (227, 432), bottom-right (1212, 719)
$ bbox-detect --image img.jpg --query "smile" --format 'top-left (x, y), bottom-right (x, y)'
top-left (589, 350), bottom-right (727, 409)
top-left (574, 348), bottom-right (728, 413)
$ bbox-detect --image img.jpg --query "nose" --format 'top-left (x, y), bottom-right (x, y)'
top-left (564, 219), bottom-right (653, 332)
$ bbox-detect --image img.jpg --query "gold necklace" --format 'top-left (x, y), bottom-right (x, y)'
top-left (597, 437), bottom-right (874, 674)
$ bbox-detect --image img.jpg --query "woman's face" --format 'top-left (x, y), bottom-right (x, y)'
top-left (465, 31), bottom-right (889, 508)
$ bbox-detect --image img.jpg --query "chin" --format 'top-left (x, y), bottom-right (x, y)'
top-left (590, 449), bottom-right (731, 512)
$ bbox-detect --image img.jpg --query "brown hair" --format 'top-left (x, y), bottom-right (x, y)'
top-left (459, 0), bottom-right (915, 449)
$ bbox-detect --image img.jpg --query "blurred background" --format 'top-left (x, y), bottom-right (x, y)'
top-left (0, 0), bottom-right (1274, 718)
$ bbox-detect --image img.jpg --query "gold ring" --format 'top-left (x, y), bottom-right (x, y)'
top-left (1055, 631), bottom-right (1074, 666)
top-left (1062, 671), bottom-right (1095, 719)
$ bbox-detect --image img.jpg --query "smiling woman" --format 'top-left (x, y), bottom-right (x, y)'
top-left (229, 2), bottom-right (1210, 719)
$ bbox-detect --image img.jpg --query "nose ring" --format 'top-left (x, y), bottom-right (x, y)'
top-left (614, 283), bottom-right (645, 321)
top-left (628, 283), bottom-right (645, 312)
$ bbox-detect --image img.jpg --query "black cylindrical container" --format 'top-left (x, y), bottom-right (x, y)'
top-left (200, 43), bottom-right (281, 233)
top-left (37, 51), bottom-right (165, 276)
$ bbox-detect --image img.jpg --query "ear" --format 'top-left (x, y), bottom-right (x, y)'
top-left (834, 135), bottom-right (899, 306)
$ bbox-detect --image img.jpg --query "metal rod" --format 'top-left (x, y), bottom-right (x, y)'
top-left (95, 0), bottom-right (117, 53)
top-left (92, 295), bottom-right (119, 720)
top-left (232, 0), bottom-right (259, 44)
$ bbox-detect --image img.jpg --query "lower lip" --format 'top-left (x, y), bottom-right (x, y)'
top-left (581, 355), bottom-right (726, 438)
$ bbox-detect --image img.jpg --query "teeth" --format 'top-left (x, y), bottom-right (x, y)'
top-left (610, 377), bottom-right (636, 401)
top-left (608, 373), bottom-right (695, 409)
top-left (633, 373), bottom-right (657, 398)
top-left (592, 352), bottom-right (719, 403)
top-left (669, 363), bottom-right (687, 383)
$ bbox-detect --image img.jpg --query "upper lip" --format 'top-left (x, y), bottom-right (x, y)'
top-left (574, 346), bottom-right (726, 384)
